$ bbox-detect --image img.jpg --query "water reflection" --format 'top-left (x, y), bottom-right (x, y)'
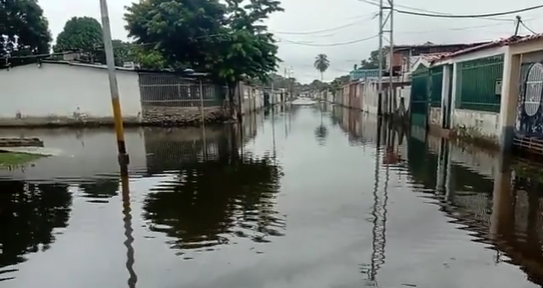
top-left (0, 181), bottom-right (72, 282)
top-left (79, 178), bottom-right (119, 203)
top-left (120, 163), bottom-right (137, 288)
top-left (142, 125), bottom-right (285, 257)
top-left (407, 125), bottom-right (543, 286)
top-left (333, 106), bottom-right (543, 287)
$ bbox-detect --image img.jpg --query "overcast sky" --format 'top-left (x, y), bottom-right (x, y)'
top-left (39, 0), bottom-right (543, 83)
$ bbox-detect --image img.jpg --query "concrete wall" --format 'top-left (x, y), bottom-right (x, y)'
top-left (361, 80), bottom-right (379, 114)
top-left (0, 62), bottom-right (142, 122)
top-left (452, 109), bottom-right (499, 141)
top-left (240, 84), bottom-right (265, 114)
top-left (429, 107), bottom-right (441, 127)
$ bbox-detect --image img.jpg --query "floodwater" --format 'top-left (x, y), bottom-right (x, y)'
top-left (0, 103), bottom-right (542, 288)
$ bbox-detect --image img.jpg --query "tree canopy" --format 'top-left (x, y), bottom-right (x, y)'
top-left (313, 54), bottom-right (330, 81)
top-left (53, 16), bottom-right (103, 53)
top-left (0, 0), bottom-right (52, 58)
top-left (125, 0), bottom-right (282, 84)
top-left (359, 47), bottom-right (388, 69)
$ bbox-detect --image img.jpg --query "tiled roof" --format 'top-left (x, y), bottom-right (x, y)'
top-left (432, 33), bottom-right (543, 63)
top-left (420, 52), bottom-right (453, 61)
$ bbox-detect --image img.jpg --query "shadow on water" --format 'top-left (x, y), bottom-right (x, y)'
top-left (0, 181), bottom-right (72, 282)
top-left (142, 125), bottom-right (286, 257)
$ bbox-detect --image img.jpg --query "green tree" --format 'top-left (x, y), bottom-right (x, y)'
top-left (313, 54), bottom-right (330, 82)
top-left (134, 48), bottom-right (167, 70)
top-left (124, 0), bottom-right (283, 118)
top-left (0, 0), bottom-right (52, 58)
top-left (53, 17), bottom-right (103, 53)
top-left (360, 47), bottom-right (388, 69)
top-left (124, 0), bottom-right (227, 69)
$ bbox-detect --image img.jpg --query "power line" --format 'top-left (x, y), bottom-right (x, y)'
top-left (355, 0), bottom-right (543, 21)
top-left (401, 21), bottom-right (518, 34)
top-left (395, 4), bottom-right (543, 19)
top-left (279, 35), bottom-right (378, 46)
top-left (271, 14), bottom-right (377, 35)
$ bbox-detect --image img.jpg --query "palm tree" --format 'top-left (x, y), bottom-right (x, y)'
top-left (314, 54), bottom-right (330, 82)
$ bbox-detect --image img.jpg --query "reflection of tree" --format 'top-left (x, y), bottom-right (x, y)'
top-left (314, 105), bottom-right (328, 146)
top-left (142, 129), bottom-right (285, 255)
top-left (0, 181), bottom-right (72, 281)
top-left (79, 178), bottom-right (119, 202)
top-left (314, 125), bottom-right (328, 146)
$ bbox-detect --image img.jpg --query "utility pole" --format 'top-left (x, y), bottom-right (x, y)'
top-left (99, 0), bottom-right (129, 163)
top-left (378, 0), bottom-right (394, 117)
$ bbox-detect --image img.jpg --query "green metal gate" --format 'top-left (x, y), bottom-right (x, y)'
top-left (429, 66), bottom-right (443, 108)
top-left (410, 66), bottom-right (430, 127)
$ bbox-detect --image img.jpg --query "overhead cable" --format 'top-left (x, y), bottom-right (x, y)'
top-left (272, 14), bottom-right (377, 35)
top-left (279, 35), bottom-right (378, 46)
top-left (356, 0), bottom-right (536, 21)
top-left (395, 4), bottom-right (543, 18)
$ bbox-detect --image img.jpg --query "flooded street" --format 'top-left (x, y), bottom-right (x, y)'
top-left (1, 104), bottom-right (543, 288)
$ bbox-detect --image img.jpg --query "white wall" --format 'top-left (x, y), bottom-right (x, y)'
top-left (361, 80), bottom-right (379, 114)
top-left (453, 109), bottom-right (499, 140)
top-left (0, 62), bottom-right (142, 119)
top-left (429, 107), bottom-right (441, 126)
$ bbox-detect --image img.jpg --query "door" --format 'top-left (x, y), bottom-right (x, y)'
top-left (410, 67), bottom-right (430, 128)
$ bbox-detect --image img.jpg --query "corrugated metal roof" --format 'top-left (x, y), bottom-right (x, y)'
top-left (432, 33), bottom-right (543, 63)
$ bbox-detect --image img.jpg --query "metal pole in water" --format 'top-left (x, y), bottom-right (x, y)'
top-left (99, 0), bottom-right (128, 163)
top-left (199, 79), bottom-right (208, 159)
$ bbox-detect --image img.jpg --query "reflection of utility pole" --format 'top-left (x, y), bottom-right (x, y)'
top-left (365, 119), bottom-right (388, 285)
top-left (272, 106), bottom-right (276, 158)
top-left (120, 164), bottom-right (137, 288)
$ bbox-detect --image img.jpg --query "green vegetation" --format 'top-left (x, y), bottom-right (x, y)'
top-left (314, 54), bottom-right (330, 82)
top-left (53, 17), bottom-right (103, 54)
top-left (0, 152), bottom-right (44, 167)
top-left (0, 0), bottom-right (52, 62)
top-left (124, 0), bottom-right (284, 108)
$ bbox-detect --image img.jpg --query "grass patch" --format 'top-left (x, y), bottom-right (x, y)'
top-left (0, 152), bottom-right (44, 167)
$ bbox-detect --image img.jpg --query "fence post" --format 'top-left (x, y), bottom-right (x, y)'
top-left (177, 83), bottom-right (182, 106)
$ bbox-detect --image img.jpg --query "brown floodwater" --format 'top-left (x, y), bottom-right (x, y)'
top-left (0, 103), bottom-right (542, 288)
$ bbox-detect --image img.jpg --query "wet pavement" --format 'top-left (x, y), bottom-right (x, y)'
top-left (1, 103), bottom-right (543, 288)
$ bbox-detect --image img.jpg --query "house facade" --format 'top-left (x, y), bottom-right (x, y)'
top-left (422, 34), bottom-right (543, 154)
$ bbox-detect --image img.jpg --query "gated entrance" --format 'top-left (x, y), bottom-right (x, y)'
top-left (514, 61), bottom-right (543, 153)
top-left (410, 66), bottom-right (429, 128)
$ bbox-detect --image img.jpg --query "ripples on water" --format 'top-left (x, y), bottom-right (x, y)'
top-left (1, 105), bottom-right (543, 287)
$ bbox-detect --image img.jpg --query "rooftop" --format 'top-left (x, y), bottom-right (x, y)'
top-left (431, 33), bottom-right (543, 63)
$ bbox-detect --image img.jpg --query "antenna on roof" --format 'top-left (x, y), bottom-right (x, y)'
top-left (514, 15), bottom-right (521, 36)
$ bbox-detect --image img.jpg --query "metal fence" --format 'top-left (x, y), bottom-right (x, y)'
top-left (138, 73), bottom-right (224, 108)
top-left (455, 55), bottom-right (503, 112)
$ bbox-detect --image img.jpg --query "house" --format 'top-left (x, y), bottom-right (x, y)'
top-left (418, 33), bottom-right (543, 155)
